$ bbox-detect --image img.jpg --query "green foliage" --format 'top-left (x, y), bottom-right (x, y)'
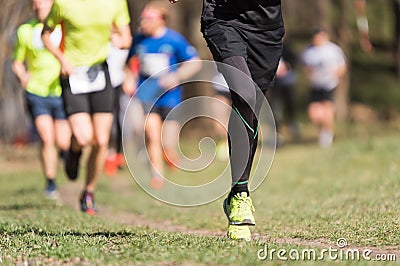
top-left (350, 48), bottom-right (400, 113)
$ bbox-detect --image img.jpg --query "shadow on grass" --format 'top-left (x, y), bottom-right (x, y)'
top-left (0, 202), bottom-right (53, 211)
top-left (2, 226), bottom-right (140, 238)
top-left (58, 231), bottom-right (139, 237)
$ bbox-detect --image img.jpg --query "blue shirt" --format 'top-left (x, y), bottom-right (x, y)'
top-left (128, 28), bottom-right (198, 107)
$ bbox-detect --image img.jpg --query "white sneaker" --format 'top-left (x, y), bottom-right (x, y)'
top-left (319, 130), bottom-right (333, 148)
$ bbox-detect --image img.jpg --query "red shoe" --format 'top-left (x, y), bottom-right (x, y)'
top-left (104, 153), bottom-right (118, 176)
top-left (150, 176), bottom-right (164, 190)
top-left (80, 191), bottom-right (98, 215)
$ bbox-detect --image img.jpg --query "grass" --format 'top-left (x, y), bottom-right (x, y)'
top-left (1, 122), bottom-right (400, 265)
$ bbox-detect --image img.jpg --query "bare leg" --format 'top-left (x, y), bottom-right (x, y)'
top-left (34, 115), bottom-right (57, 180)
top-left (68, 112), bottom-right (94, 149)
top-left (162, 120), bottom-right (180, 168)
top-left (85, 113), bottom-right (113, 192)
top-left (308, 101), bottom-right (335, 147)
top-left (54, 119), bottom-right (71, 151)
top-left (145, 113), bottom-right (164, 177)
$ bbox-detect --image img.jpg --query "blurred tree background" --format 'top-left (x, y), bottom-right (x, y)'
top-left (0, 0), bottom-right (399, 143)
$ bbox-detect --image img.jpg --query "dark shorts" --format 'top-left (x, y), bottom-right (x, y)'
top-left (201, 20), bottom-right (284, 90)
top-left (309, 89), bottom-right (335, 103)
top-left (60, 62), bottom-right (115, 116)
top-left (142, 103), bottom-right (177, 121)
top-left (25, 91), bottom-right (67, 120)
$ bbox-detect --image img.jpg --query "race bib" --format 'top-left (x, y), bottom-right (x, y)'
top-left (107, 45), bottom-right (129, 87)
top-left (69, 64), bottom-right (106, 95)
top-left (140, 53), bottom-right (170, 77)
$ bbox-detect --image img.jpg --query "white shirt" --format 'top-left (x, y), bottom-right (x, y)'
top-left (302, 42), bottom-right (346, 91)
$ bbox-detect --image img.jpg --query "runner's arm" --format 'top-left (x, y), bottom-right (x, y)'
top-left (111, 24), bottom-right (132, 49)
top-left (12, 61), bottom-right (30, 88)
top-left (122, 56), bottom-right (139, 96)
top-left (41, 25), bottom-right (74, 76)
top-left (335, 63), bottom-right (347, 78)
top-left (159, 57), bottom-right (202, 89)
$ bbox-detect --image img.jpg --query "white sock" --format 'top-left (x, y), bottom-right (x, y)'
top-left (319, 130), bottom-right (334, 148)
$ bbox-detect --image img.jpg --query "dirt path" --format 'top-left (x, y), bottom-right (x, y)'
top-left (58, 176), bottom-right (399, 257)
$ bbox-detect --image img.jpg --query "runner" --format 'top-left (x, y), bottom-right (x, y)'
top-left (124, 1), bottom-right (201, 189)
top-left (42, 0), bottom-right (132, 214)
top-left (302, 28), bottom-right (347, 148)
top-left (168, 0), bottom-right (284, 240)
top-left (12, 0), bottom-right (71, 199)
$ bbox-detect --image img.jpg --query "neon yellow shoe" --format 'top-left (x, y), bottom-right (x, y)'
top-left (223, 192), bottom-right (255, 225)
top-left (227, 224), bottom-right (252, 241)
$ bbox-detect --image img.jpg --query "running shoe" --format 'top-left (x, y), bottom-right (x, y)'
top-left (104, 152), bottom-right (118, 177)
top-left (80, 191), bottom-right (97, 215)
top-left (223, 192), bottom-right (255, 226)
top-left (44, 182), bottom-right (58, 200)
top-left (227, 224), bottom-right (252, 241)
top-left (65, 148), bottom-right (82, 181)
top-left (150, 176), bottom-right (164, 190)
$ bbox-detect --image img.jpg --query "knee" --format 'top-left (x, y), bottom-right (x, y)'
top-left (41, 134), bottom-right (55, 147)
top-left (94, 134), bottom-right (110, 148)
top-left (74, 133), bottom-right (93, 147)
top-left (56, 137), bottom-right (71, 151)
top-left (221, 56), bottom-right (256, 107)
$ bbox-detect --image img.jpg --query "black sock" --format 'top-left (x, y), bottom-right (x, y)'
top-left (229, 184), bottom-right (250, 202)
top-left (60, 150), bottom-right (68, 161)
top-left (46, 178), bottom-right (56, 189)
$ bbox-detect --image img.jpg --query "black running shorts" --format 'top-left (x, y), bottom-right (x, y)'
top-left (310, 88), bottom-right (336, 103)
top-left (142, 103), bottom-right (177, 121)
top-left (201, 21), bottom-right (284, 90)
top-left (60, 62), bottom-right (115, 116)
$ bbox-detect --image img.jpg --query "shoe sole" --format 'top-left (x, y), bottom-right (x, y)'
top-left (85, 209), bottom-right (97, 216)
top-left (44, 191), bottom-right (59, 200)
top-left (227, 235), bottom-right (252, 241)
top-left (223, 198), bottom-right (256, 226)
top-left (229, 220), bottom-right (256, 226)
top-left (227, 231), bottom-right (252, 241)
top-left (228, 235), bottom-right (252, 242)
top-left (227, 225), bottom-right (252, 241)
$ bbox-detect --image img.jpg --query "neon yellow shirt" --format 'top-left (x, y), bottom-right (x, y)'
top-left (45, 0), bottom-right (131, 67)
top-left (13, 20), bottom-right (62, 97)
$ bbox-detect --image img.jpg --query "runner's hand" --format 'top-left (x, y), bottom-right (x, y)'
top-left (159, 72), bottom-right (180, 90)
top-left (122, 76), bottom-right (137, 96)
top-left (61, 58), bottom-right (75, 76)
top-left (20, 72), bottom-right (31, 88)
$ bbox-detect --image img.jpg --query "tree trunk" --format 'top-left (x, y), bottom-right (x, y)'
top-left (315, 0), bottom-right (331, 30)
top-left (0, 0), bottom-right (32, 143)
top-left (335, 0), bottom-right (352, 121)
top-left (394, 0), bottom-right (400, 79)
